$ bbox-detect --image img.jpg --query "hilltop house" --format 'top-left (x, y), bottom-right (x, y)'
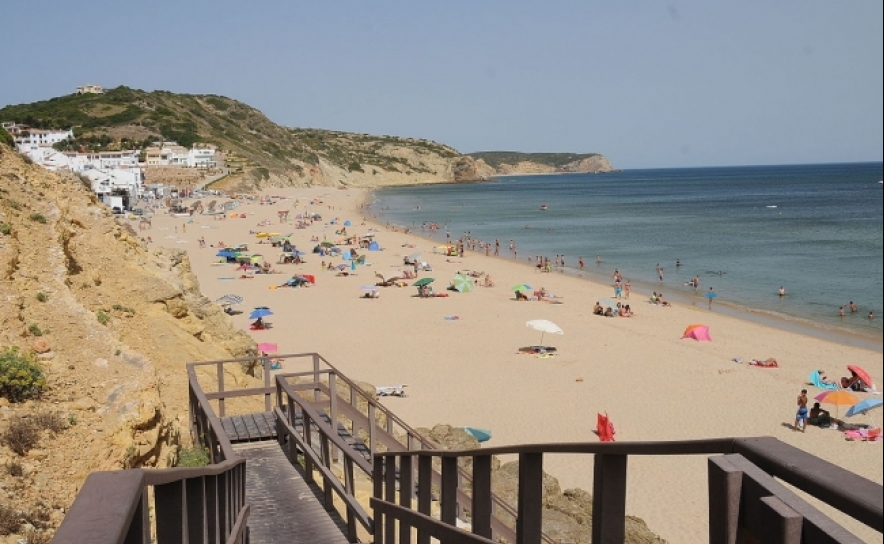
top-left (76, 84), bottom-right (105, 94)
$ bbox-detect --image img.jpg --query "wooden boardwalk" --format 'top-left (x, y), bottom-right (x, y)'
top-left (236, 442), bottom-right (351, 544)
top-left (221, 411), bottom-right (278, 442)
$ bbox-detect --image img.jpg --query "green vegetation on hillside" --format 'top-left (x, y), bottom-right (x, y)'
top-left (0, 87), bottom-right (463, 178)
top-left (466, 151), bottom-right (600, 169)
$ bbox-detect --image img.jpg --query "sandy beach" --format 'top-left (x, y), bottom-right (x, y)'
top-left (146, 187), bottom-right (883, 543)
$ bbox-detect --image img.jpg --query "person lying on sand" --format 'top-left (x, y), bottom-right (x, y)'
top-left (483, 275), bottom-right (495, 287)
top-left (515, 290), bottom-right (530, 301)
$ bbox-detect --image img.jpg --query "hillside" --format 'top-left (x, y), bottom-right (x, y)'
top-left (0, 87), bottom-right (614, 191)
top-left (0, 144), bottom-right (259, 541)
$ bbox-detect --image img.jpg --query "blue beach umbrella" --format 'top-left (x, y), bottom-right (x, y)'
top-left (216, 249), bottom-right (238, 258)
top-left (845, 398), bottom-right (883, 418)
top-left (249, 308), bottom-right (274, 319)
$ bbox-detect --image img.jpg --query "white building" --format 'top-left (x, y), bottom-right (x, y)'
top-left (76, 84), bottom-right (105, 94)
top-left (3, 122), bottom-right (73, 147)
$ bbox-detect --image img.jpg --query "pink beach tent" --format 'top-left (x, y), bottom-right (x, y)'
top-left (682, 324), bottom-right (712, 341)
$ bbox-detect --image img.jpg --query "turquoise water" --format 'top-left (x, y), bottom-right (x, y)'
top-left (371, 162), bottom-right (883, 347)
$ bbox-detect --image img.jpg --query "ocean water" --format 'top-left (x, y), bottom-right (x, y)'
top-left (370, 162), bottom-right (883, 347)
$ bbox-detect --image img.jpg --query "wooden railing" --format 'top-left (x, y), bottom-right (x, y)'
top-left (51, 364), bottom-right (248, 544)
top-left (371, 438), bottom-right (883, 544)
top-left (270, 353), bottom-right (549, 543)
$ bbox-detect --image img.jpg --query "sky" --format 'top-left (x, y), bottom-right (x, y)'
top-left (2, 1), bottom-right (882, 169)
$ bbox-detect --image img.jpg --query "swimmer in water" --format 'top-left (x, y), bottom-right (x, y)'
top-left (779, 286), bottom-right (786, 297)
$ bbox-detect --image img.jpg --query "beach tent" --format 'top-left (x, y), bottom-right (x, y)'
top-left (344, 220), bottom-right (351, 226)
top-left (682, 324), bottom-right (712, 341)
top-left (368, 241), bottom-right (381, 251)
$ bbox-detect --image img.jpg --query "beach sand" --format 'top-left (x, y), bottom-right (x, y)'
top-left (147, 187), bottom-right (883, 543)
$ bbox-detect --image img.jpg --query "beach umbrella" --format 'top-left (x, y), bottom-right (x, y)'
top-left (846, 365), bottom-right (874, 390)
top-left (255, 232), bottom-right (271, 238)
top-left (216, 294), bottom-right (243, 306)
top-left (413, 277), bottom-right (435, 287)
top-left (249, 308), bottom-right (274, 319)
top-left (451, 274), bottom-right (474, 293)
top-left (682, 324), bottom-right (712, 341)
top-left (598, 298), bottom-right (618, 309)
top-left (344, 220), bottom-right (351, 226)
top-left (512, 284), bottom-right (532, 292)
top-left (257, 342), bottom-right (278, 353)
top-left (815, 390), bottom-right (859, 420)
top-left (525, 319), bottom-right (564, 347)
top-left (845, 398), bottom-right (882, 418)
top-left (406, 252), bottom-right (423, 262)
top-left (216, 249), bottom-right (238, 258)
top-left (336, 264), bottom-right (348, 271)
top-left (320, 241), bottom-right (336, 248)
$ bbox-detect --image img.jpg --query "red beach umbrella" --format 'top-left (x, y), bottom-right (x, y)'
top-left (847, 365), bottom-right (874, 390)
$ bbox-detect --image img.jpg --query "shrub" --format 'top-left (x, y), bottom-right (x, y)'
top-left (1, 419), bottom-right (40, 455)
top-left (177, 445), bottom-right (211, 467)
top-left (29, 213), bottom-right (47, 224)
top-left (96, 310), bottom-right (110, 325)
top-left (0, 223), bottom-right (10, 235)
top-left (0, 504), bottom-right (19, 534)
top-left (0, 347), bottom-right (46, 402)
top-left (35, 292), bottom-right (47, 302)
top-left (6, 460), bottom-right (23, 477)
top-left (31, 410), bottom-right (66, 434)
top-left (28, 324), bottom-right (43, 337)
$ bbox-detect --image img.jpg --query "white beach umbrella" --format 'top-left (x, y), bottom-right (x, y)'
top-left (525, 319), bottom-right (564, 347)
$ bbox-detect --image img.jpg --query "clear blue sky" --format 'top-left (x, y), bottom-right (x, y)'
top-left (2, 1), bottom-right (881, 169)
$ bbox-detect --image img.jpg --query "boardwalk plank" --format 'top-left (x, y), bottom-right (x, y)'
top-left (236, 442), bottom-right (350, 544)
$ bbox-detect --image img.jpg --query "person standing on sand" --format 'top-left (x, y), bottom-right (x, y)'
top-left (624, 280), bottom-right (631, 299)
top-left (707, 287), bottom-right (716, 309)
top-left (794, 389), bottom-right (809, 432)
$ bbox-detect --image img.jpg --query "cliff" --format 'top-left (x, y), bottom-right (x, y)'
top-left (0, 145), bottom-right (258, 540)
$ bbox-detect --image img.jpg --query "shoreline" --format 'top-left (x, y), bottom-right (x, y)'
top-left (367, 192), bottom-right (883, 353)
top-left (148, 186), bottom-right (883, 544)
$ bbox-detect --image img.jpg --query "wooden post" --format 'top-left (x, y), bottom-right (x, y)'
top-left (759, 496), bottom-right (803, 544)
top-left (517, 452), bottom-right (543, 544)
top-left (592, 454), bottom-right (628, 544)
top-left (471, 454), bottom-right (493, 539)
top-left (708, 456), bottom-right (743, 544)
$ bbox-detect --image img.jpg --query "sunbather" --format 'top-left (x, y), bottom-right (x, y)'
top-left (515, 290), bottom-right (529, 301)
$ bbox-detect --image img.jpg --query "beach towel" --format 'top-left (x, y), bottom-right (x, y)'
top-left (748, 358), bottom-right (778, 368)
top-left (844, 428), bottom-right (881, 442)
top-left (809, 370), bottom-right (839, 391)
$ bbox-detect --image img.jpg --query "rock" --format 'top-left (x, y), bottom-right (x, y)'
top-left (93, 358), bottom-right (108, 368)
top-left (32, 339), bottom-right (51, 353)
top-left (27, 449), bottom-right (49, 461)
top-left (37, 351), bottom-right (55, 360)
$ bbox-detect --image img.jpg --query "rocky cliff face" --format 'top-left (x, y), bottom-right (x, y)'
top-left (0, 146), bottom-right (256, 540)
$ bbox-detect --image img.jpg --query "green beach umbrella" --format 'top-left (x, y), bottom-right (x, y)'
top-left (414, 277), bottom-right (435, 287)
top-left (512, 284), bottom-right (532, 292)
top-left (452, 274), bottom-right (474, 293)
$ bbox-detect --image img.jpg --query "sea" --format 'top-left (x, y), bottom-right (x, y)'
top-left (369, 162), bottom-right (883, 351)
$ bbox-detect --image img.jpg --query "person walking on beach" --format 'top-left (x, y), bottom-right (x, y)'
top-left (794, 389), bottom-right (809, 432)
top-left (707, 287), bottom-right (716, 309)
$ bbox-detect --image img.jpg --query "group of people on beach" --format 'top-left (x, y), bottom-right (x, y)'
top-left (794, 369), bottom-right (876, 433)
